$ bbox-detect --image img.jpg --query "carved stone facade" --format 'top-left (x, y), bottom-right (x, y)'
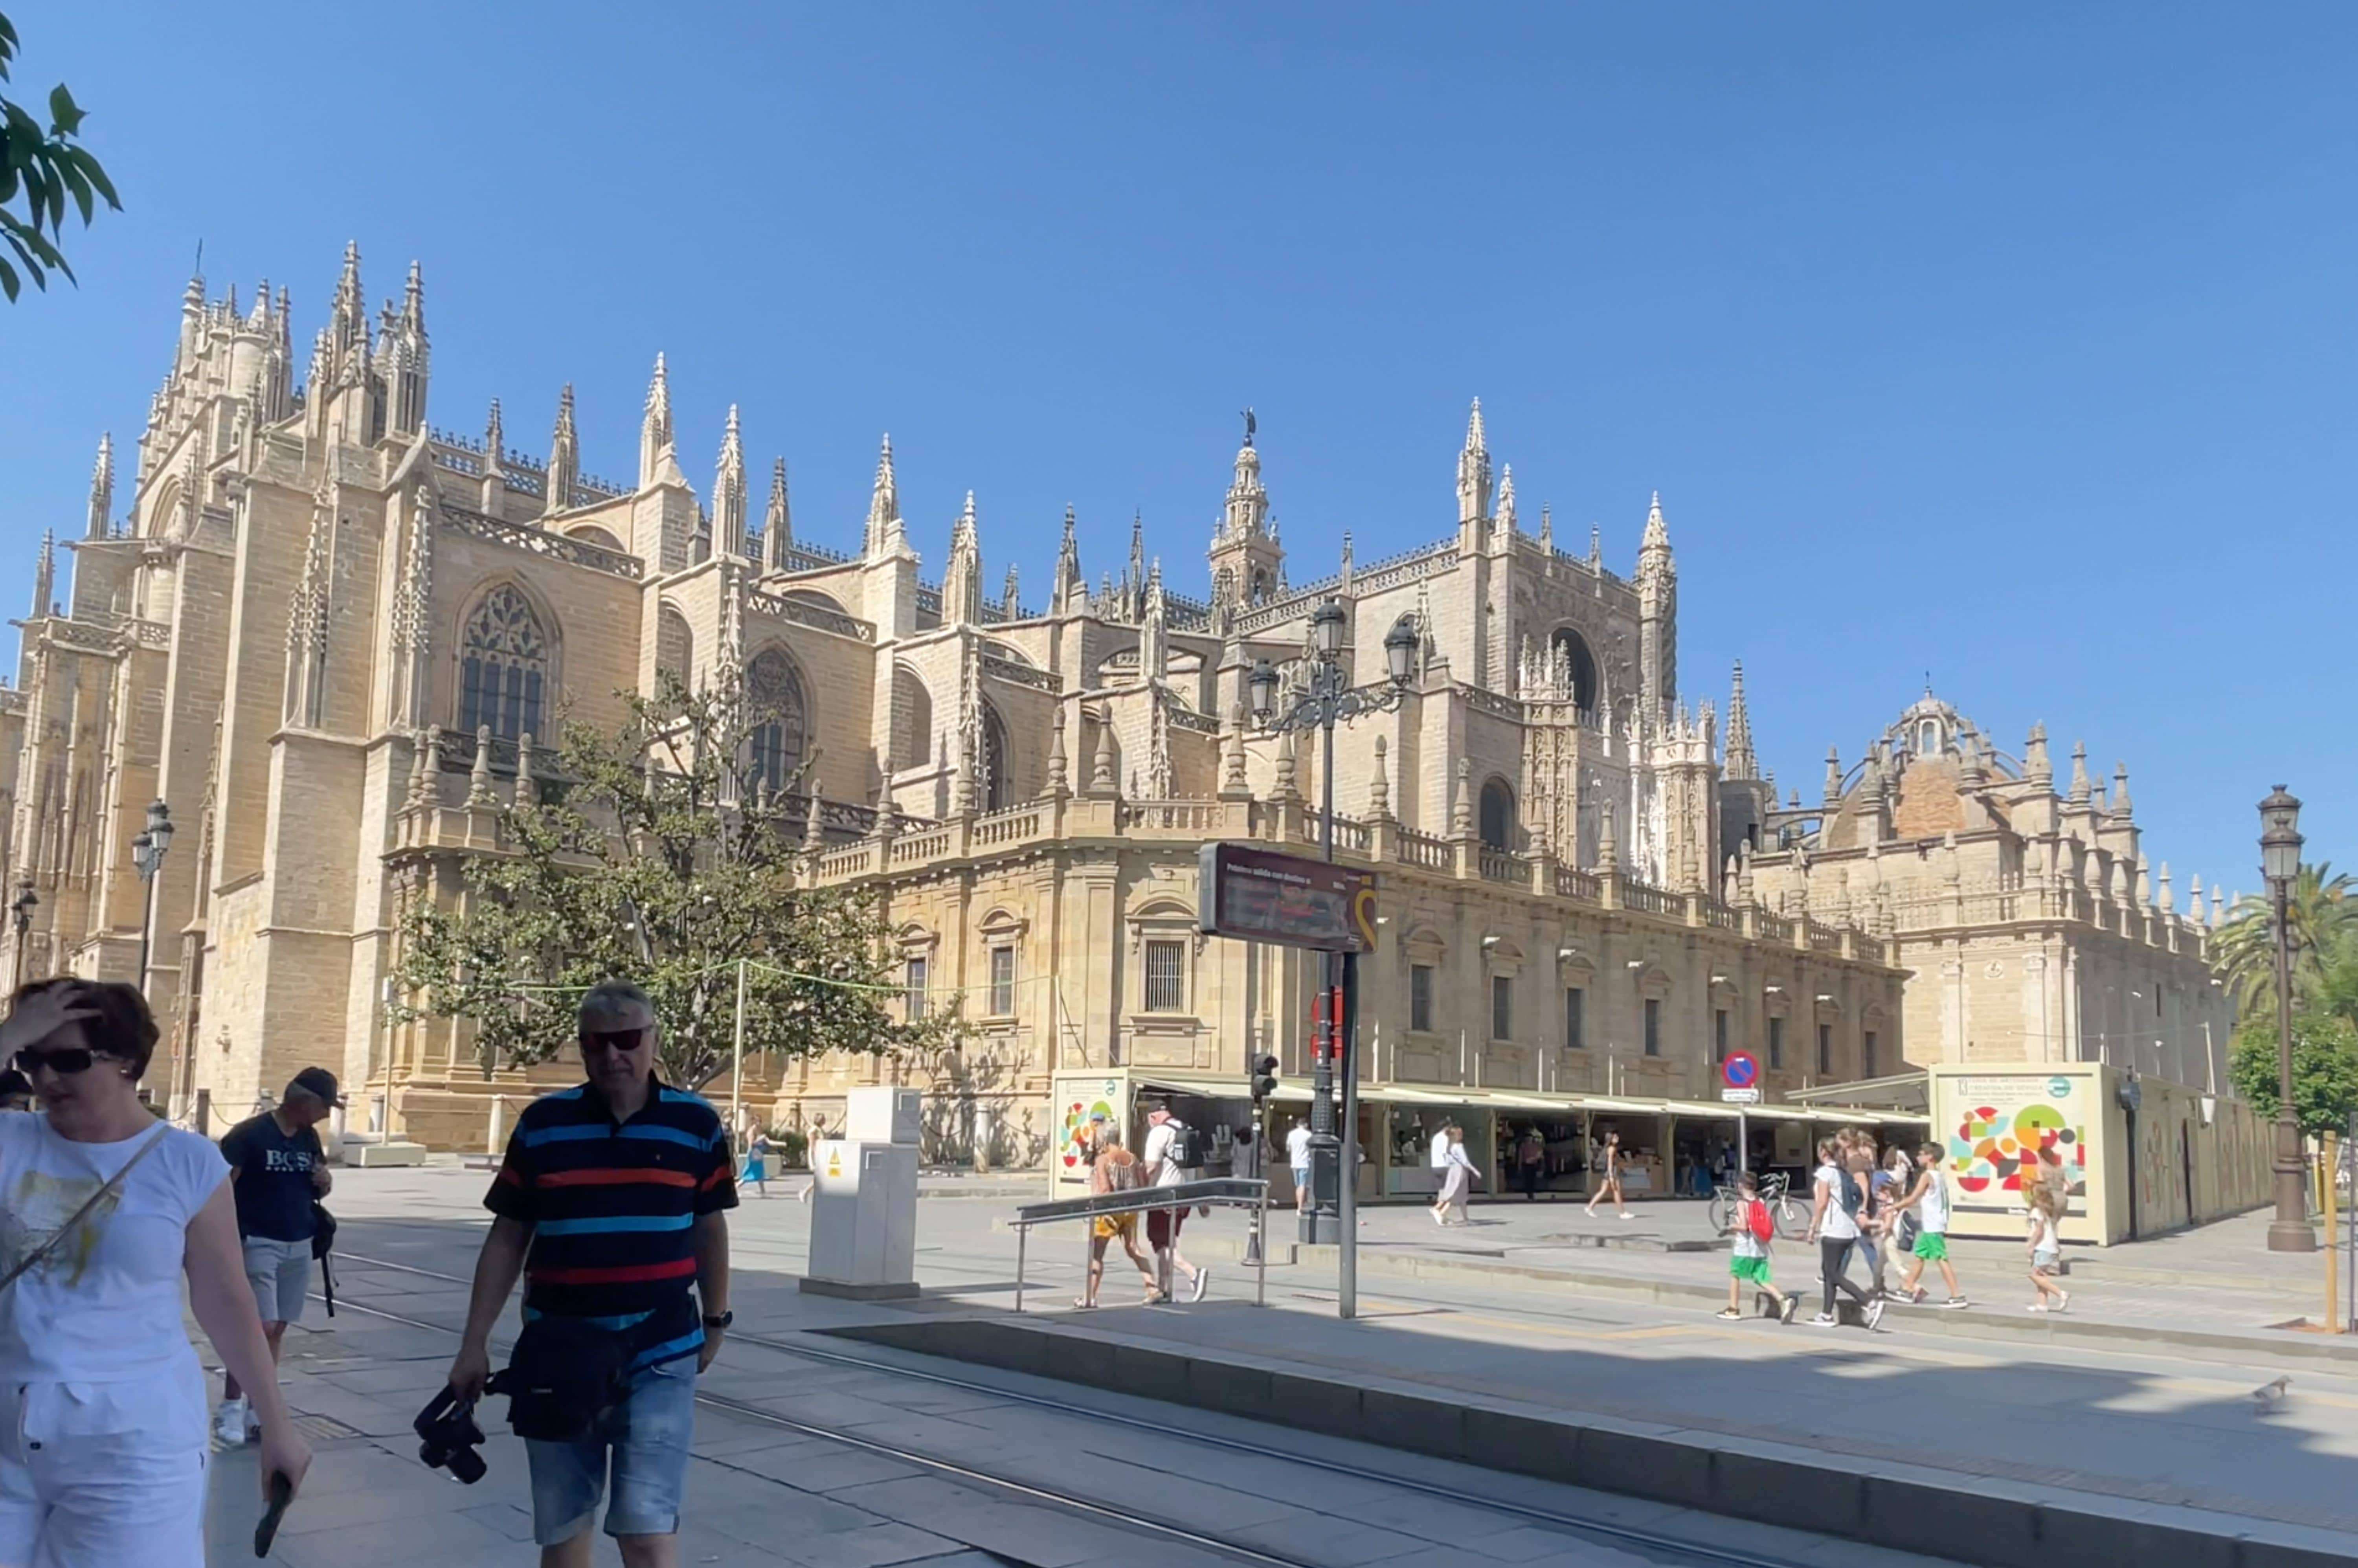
top-left (0, 250), bottom-right (1906, 1152)
top-left (1744, 693), bottom-right (2231, 1092)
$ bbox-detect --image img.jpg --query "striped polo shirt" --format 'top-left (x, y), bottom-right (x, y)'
top-left (485, 1078), bottom-right (737, 1369)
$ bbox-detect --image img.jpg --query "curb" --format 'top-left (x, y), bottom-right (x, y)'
top-left (828, 1315), bottom-right (2358, 1568)
top-left (1176, 1233), bottom-right (2358, 1367)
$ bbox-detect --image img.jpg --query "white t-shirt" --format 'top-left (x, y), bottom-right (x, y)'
top-left (1814, 1162), bottom-right (1859, 1241)
top-left (1142, 1119), bottom-right (1192, 1189)
top-left (0, 1112), bottom-right (229, 1439)
top-left (1429, 1129), bottom-right (1450, 1169)
top-left (1286, 1124), bottom-right (1312, 1169)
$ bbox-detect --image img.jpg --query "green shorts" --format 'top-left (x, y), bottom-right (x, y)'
top-left (1730, 1254), bottom-right (1772, 1285)
top-left (1912, 1231), bottom-right (1948, 1261)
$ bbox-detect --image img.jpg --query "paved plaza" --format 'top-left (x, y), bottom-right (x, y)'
top-left (194, 1163), bottom-right (2358, 1565)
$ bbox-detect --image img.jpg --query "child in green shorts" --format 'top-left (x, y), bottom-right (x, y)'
top-left (1897, 1142), bottom-right (1969, 1307)
top-left (1720, 1170), bottom-right (1799, 1324)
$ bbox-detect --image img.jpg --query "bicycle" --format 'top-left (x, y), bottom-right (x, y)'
top-left (1706, 1170), bottom-right (1805, 1238)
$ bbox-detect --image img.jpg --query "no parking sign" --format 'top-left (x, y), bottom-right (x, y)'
top-left (1721, 1050), bottom-right (1761, 1104)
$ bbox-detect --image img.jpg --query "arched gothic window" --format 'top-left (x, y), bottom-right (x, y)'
top-left (1549, 628), bottom-right (1598, 714)
top-left (656, 604), bottom-right (694, 692)
top-left (979, 702), bottom-right (1011, 812)
top-left (746, 647), bottom-right (808, 796)
top-left (1479, 778), bottom-right (1516, 852)
top-left (459, 586), bottom-right (549, 742)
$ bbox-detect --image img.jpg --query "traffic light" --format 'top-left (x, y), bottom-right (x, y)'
top-left (1250, 1054), bottom-right (1279, 1102)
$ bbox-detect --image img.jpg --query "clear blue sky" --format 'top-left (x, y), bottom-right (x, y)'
top-left (4, 3), bottom-right (2351, 900)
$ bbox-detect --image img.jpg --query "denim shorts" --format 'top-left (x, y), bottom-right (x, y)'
top-left (241, 1236), bottom-right (312, 1325)
top-left (524, 1359), bottom-right (698, 1545)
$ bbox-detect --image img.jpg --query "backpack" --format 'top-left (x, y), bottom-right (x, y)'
top-left (1836, 1166), bottom-right (1864, 1220)
top-left (1746, 1197), bottom-right (1774, 1243)
top-left (1162, 1121), bottom-right (1202, 1171)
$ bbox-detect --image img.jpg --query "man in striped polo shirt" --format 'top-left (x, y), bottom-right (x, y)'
top-left (447, 980), bottom-right (735, 1567)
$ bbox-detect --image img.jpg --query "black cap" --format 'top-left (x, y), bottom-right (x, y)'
top-left (288, 1066), bottom-right (344, 1108)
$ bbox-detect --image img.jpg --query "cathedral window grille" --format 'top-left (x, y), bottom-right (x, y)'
top-left (1565, 986), bottom-right (1584, 1050)
top-left (988, 946), bottom-right (1017, 1018)
top-left (1864, 1029), bottom-right (1878, 1079)
top-left (1768, 1016), bottom-right (1785, 1071)
top-left (1412, 966), bottom-right (1436, 1034)
top-left (1143, 939), bottom-right (1186, 1013)
top-left (1816, 1022), bottom-right (1833, 1076)
top-left (1644, 997), bottom-right (1661, 1057)
top-left (1714, 1008), bottom-right (1729, 1063)
top-left (458, 586), bottom-right (549, 743)
top-left (904, 957), bottom-right (929, 1019)
top-left (1491, 976), bottom-right (1513, 1042)
top-left (745, 648), bottom-right (808, 797)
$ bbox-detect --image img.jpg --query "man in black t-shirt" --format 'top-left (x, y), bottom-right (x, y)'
top-left (212, 1066), bottom-right (339, 1445)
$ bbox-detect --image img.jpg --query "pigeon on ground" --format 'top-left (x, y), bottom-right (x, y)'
top-left (2253, 1376), bottom-right (2292, 1407)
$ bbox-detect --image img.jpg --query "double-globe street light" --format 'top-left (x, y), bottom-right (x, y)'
top-left (2260, 785), bottom-right (2314, 1253)
top-left (131, 798), bottom-right (174, 992)
top-left (1249, 600), bottom-right (1420, 1264)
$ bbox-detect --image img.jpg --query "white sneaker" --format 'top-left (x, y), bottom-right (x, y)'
top-left (213, 1398), bottom-right (248, 1447)
top-left (1864, 1298), bottom-right (1886, 1331)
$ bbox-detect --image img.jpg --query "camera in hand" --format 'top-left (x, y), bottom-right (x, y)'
top-left (413, 1384), bottom-right (495, 1484)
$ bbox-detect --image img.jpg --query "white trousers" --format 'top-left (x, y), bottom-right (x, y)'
top-left (0, 1381), bottom-right (208, 1568)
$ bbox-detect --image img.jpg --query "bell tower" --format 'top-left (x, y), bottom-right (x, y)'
top-left (1206, 410), bottom-right (1283, 611)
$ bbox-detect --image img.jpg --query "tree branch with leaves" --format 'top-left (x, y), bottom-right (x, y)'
top-left (393, 669), bottom-right (957, 1091)
top-left (0, 12), bottom-right (120, 303)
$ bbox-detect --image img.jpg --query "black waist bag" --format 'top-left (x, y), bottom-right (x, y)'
top-left (501, 1315), bottom-right (637, 1443)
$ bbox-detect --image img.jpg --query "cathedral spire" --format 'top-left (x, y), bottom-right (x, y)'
top-left (544, 386), bottom-right (578, 518)
top-left (1724, 661), bottom-right (1757, 780)
top-left (402, 259), bottom-right (425, 334)
top-left (1052, 504), bottom-right (1083, 613)
top-left (944, 491), bottom-right (983, 626)
top-left (2067, 740), bottom-right (2091, 805)
top-left (712, 404), bottom-right (748, 558)
top-left (329, 241), bottom-right (364, 361)
top-left (863, 434), bottom-right (900, 557)
top-left (1640, 490), bottom-right (1671, 558)
top-left (85, 433), bottom-right (113, 541)
top-left (1456, 397), bottom-right (1492, 526)
top-left (1128, 511), bottom-right (1146, 609)
top-left (30, 530), bottom-right (53, 617)
top-left (1823, 745), bottom-right (1843, 805)
top-left (2111, 762), bottom-right (2133, 819)
top-left (638, 353), bottom-right (673, 489)
top-left (483, 399), bottom-right (503, 475)
top-left (762, 457), bottom-right (791, 571)
top-left (1001, 563), bottom-right (1021, 620)
top-left (1495, 464), bottom-right (1517, 531)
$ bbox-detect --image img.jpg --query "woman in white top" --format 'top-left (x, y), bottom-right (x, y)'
top-left (1803, 1137), bottom-right (1883, 1329)
top-left (1433, 1126), bottom-right (1480, 1225)
top-left (0, 979), bottom-right (310, 1566)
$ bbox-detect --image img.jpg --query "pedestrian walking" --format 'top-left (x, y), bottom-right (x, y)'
top-left (446, 980), bottom-right (735, 1567)
top-left (1141, 1100), bottom-right (1210, 1303)
top-left (1897, 1143), bottom-right (1968, 1307)
top-left (1805, 1137), bottom-right (1882, 1329)
top-left (740, 1129), bottom-right (772, 1197)
top-left (212, 1066), bottom-right (341, 1446)
top-left (1517, 1127), bottom-right (1546, 1201)
top-left (2026, 1184), bottom-right (2070, 1313)
top-left (1584, 1129), bottom-right (1632, 1219)
top-left (1434, 1124), bottom-right (1480, 1224)
top-left (0, 978), bottom-right (311, 1566)
top-left (1286, 1117), bottom-right (1314, 1211)
top-left (1863, 1144), bottom-right (1911, 1298)
top-left (1078, 1117), bottom-right (1159, 1308)
top-left (1719, 1171), bottom-right (1800, 1324)
top-left (798, 1113), bottom-right (828, 1203)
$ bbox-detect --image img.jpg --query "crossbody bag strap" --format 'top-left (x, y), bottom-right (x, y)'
top-left (0, 1123), bottom-right (171, 1295)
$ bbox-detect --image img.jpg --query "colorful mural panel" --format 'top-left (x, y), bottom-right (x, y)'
top-left (1947, 1073), bottom-right (2089, 1204)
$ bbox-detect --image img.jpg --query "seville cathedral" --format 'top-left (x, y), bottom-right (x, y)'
top-left (0, 247), bottom-right (2226, 1166)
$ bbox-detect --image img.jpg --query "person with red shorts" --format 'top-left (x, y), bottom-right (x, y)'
top-left (1140, 1100), bottom-right (1209, 1302)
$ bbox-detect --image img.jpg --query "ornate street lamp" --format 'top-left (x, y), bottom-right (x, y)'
top-left (132, 799), bottom-right (173, 992)
top-left (1249, 600), bottom-right (1420, 1290)
top-left (9, 878), bottom-right (37, 991)
top-left (2260, 786), bottom-right (2314, 1252)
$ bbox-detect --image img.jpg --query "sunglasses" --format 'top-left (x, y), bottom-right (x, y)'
top-left (15, 1045), bottom-right (114, 1077)
top-left (581, 1027), bottom-right (653, 1054)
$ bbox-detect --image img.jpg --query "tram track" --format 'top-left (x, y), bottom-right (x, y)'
top-left (329, 1249), bottom-right (1907, 1568)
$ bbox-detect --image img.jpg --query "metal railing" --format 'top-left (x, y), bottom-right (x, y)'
top-left (1010, 1176), bottom-right (1269, 1312)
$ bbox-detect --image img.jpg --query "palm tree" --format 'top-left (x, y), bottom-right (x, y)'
top-left (2212, 862), bottom-right (2356, 1017)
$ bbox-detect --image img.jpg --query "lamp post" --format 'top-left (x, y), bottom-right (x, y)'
top-left (131, 799), bottom-right (174, 995)
top-left (9, 878), bottom-right (36, 991)
top-left (2261, 786), bottom-right (2314, 1252)
top-left (1249, 604), bottom-right (1419, 1280)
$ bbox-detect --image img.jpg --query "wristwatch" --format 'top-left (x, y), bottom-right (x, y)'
top-left (703, 1310), bottom-right (734, 1331)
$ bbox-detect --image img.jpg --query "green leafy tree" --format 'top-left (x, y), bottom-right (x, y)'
top-left (0, 13), bottom-right (121, 302)
top-left (2211, 862), bottom-right (2355, 1017)
top-left (2229, 1010), bottom-right (2358, 1140)
top-left (393, 671), bottom-right (957, 1089)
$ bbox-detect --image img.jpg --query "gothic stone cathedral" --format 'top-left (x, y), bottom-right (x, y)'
top-left (24, 244), bottom-right (2211, 1156)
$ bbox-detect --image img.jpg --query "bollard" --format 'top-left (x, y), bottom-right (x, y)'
top-left (2328, 1132), bottom-right (2341, 1333)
